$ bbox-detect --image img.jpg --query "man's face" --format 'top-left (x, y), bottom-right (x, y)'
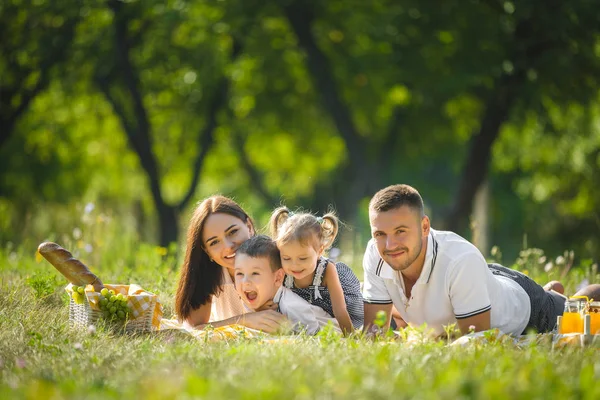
top-left (234, 254), bottom-right (283, 310)
top-left (369, 206), bottom-right (429, 272)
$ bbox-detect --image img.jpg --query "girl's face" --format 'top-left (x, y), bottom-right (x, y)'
top-left (279, 240), bottom-right (323, 283)
top-left (202, 213), bottom-right (254, 270)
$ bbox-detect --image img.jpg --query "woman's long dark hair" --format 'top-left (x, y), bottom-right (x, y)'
top-left (175, 195), bottom-right (255, 321)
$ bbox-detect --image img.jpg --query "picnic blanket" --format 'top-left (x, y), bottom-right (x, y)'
top-left (160, 318), bottom-right (265, 342)
top-left (158, 319), bottom-right (600, 347)
top-left (449, 329), bottom-right (600, 348)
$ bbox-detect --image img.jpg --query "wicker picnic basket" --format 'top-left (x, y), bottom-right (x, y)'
top-left (67, 284), bottom-right (160, 332)
top-left (37, 241), bottom-right (161, 333)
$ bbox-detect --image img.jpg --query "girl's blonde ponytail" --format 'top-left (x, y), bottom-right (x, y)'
top-left (269, 206), bottom-right (291, 238)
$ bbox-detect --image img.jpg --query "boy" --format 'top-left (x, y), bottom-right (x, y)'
top-left (234, 235), bottom-right (341, 335)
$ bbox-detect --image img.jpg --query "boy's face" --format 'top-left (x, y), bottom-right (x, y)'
top-left (234, 254), bottom-right (284, 310)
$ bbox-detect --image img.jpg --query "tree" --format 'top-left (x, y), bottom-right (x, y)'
top-left (0, 1), bottom-right (80, 150)
top-left (92, 0), bottom-right (240, 246)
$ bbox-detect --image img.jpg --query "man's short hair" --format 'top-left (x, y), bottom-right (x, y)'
top-left (236, 235), bottom-right (282, 272)
top-left (369, 184), bottom-right (424, 216)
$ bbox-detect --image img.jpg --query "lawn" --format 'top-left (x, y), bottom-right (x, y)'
top-left (1, 234), bottom-right (599, 399)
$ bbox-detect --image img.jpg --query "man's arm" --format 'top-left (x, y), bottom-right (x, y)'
top-left (456, 309), bottom-right (491, 334)
top-left (363, 302), bottom-right (393, 333)
top-left (448, 252), bottom-right (493, 336)
top-left (361, 240), bottom-right (394, 334)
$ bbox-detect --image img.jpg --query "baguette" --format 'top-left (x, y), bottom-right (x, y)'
top-left (38, 242), bottom-right (104, 291)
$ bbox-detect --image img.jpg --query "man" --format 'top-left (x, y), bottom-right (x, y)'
top-left (362, 184), bottom-right (600, 336)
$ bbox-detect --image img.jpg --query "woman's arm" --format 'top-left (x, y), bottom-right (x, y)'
top-left (323, 262), bottom-right (354, 335)
top-left (184, 299), bottom-right (287, 333)
top-left (183, 300), bottom-right (213, 330)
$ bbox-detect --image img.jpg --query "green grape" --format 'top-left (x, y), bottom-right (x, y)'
top-left (100, 298), bottom-right (108, 306)
top-left (120, 299), bottom-right (128, 307)
top-left (109, 306), bottom-right (117, 314)
top-left (109, 290), bottom-right (116, 296)
top-left (115, 293), bottom-right (123, 301)
top-left (109, 296), bottom-right (117, 303)
top-left (77, 286), bottom-right (85, 294)
top-left (72, 292), bottom-right (84, 305)
top-left (117, 310), bottom-right (125, 319)
top-left (100, 288), bottom-right (109, 297)
top-left (103, 310), bottom-right (111, 318)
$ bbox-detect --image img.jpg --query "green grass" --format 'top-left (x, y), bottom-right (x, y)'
top-left (1, 222), bottom-right (599, 399)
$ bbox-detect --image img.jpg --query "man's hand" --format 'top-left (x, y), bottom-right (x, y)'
top-left (363, 302), bottom-right (393, 334)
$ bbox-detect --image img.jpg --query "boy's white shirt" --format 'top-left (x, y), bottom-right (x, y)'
top-left (273, 286), bottom-right (341, 335)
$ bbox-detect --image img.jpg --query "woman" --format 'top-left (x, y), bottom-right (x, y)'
top-left (175, 195), bottom-right (287, 333)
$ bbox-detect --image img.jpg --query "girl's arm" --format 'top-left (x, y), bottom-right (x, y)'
top-left (184, 298), bottom-right (287, 333)
top-left (323, 262), bottom-right (354, 335)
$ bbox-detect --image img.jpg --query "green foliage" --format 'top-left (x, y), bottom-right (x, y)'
top-left (25, 272), bottom-right (58, 299)
top-left (1, 0), bottom-right (600, 258)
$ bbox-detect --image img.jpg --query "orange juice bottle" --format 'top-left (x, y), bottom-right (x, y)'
top-left (559, 298), bottom-right (585, 334)
top-left (588, 301), bottom-right (600, 335)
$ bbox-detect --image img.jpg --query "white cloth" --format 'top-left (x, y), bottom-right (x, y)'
top-left (210, 267), bottom-right (249, 322)
top-left (273, 286), bottom-right (341, 335)
top-left (362, 229), bottom-right (530, 336)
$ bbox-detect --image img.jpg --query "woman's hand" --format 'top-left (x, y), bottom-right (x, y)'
top-left (238, 310), bottom-right (288, 334)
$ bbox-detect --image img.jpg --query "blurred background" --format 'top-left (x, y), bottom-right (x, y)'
top-left (2, 0), bottom-right (599, 272)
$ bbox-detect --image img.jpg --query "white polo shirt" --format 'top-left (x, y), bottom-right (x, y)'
top-left (363, 229), bottom-right (530, 336)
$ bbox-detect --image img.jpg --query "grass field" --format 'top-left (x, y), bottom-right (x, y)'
top-left (1, 222), bottom-right (599, 399)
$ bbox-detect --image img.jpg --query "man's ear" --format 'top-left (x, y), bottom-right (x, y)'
top-left (274, 268), bottom-right (285, 285)
top-left (421, 215), bottom-right (431, 237)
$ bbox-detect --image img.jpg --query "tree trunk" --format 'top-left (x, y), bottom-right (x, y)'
top-left (283, 1), bottom-right (375, 222)
top-left (157, 203), bottom-right (179, 248)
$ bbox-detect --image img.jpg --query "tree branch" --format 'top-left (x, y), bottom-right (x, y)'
top-left (0, 14), bottom-right (78, 150)
top-left (107, 0), bottom-right (165, 210)
top-left (282, 1), bottom-right (366, 163)
top-left (231, 128), bottom-right (278, 207)
top-left (95, 76), bottom-right (136, 140)
top-left (445, 72), bottom-right (523, 232)
top-left (378, 105), bottom-right (406, 187)
top-left (176, 40), bottom-right (244, 212)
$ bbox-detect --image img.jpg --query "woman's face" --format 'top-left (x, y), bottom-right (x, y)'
top-left (202, 213), bottom-right (254, 270)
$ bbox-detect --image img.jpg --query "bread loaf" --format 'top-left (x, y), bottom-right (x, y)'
top-left (38, 242), bottom-right (104, 291)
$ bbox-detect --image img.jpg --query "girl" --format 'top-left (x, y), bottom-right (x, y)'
top-left (269, 207), bottom-right (364, 334)
top-left (175, 195), bottom-right (287, 332)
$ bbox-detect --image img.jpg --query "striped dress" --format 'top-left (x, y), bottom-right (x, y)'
top-left (284, 257), bottom-right (364, 329)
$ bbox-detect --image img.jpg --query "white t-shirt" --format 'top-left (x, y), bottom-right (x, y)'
top-left (210, 267), bottom-right (249, 322)
top-left (274, 286), bottom-right (341, 335)
top-left (362, 229), bottom-right (530, 336)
